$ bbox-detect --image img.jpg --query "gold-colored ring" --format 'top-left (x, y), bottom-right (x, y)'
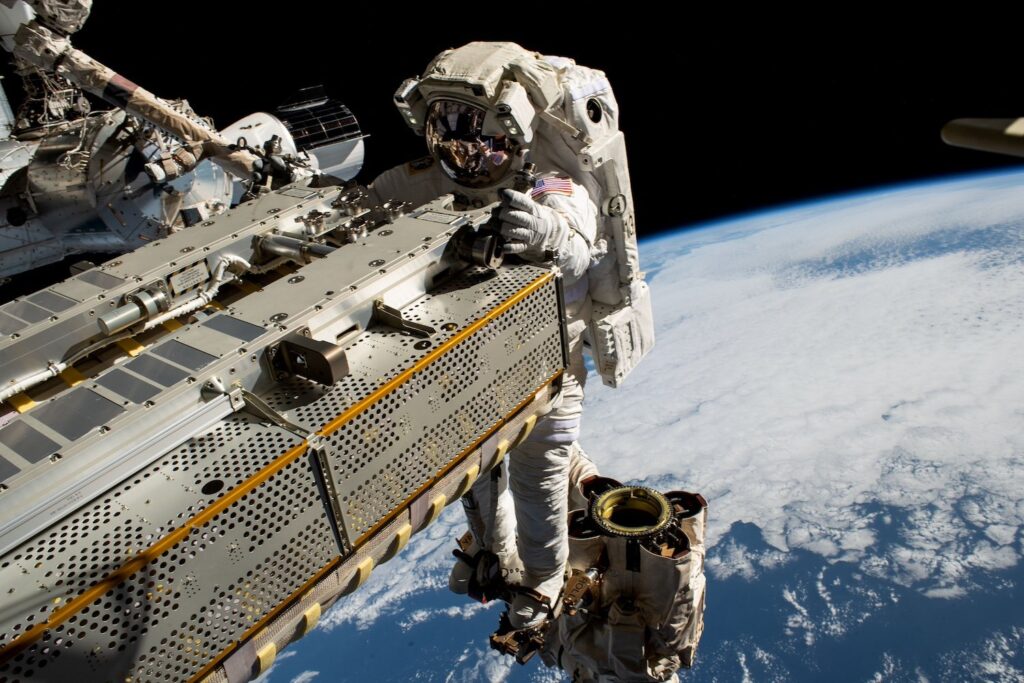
top-left (590, 486), bottom-right (672, 538)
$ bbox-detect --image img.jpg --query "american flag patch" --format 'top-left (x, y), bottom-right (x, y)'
top-left (531, 176), bottom-right (573, 200)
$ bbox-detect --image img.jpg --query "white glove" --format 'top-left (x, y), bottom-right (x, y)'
top-left (498, 188), bottom-right (568, 260)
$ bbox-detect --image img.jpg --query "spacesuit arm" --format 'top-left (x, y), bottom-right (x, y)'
top-left (365, 164), bottom-right (404, 206)
top-left (535, 187), bottom-right (598, 282)
top-left (499, 180), bottom-right (598, 283)
top-left (365, 157), bottom-right (450, 208)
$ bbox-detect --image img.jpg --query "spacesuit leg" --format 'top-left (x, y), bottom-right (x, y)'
top-left (466, 465), bottom-right (520, 564)
top-left (454, 414), bottom-right (595, 599)
top-left (507, 349), bottom-right (587, 627)
top-left (450, 461), bottom-right (521, 594)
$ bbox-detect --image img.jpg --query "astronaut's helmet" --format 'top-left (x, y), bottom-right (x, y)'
top-left (424, 99), bottom-right (517, 188)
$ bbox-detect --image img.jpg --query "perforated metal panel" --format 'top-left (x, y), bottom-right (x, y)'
top-left (319, 266), bottom-right (564, 541)
top-left (0, 263), bottom-right (566, 683)
top-left (130, 455), bottom-right (335, 682)
top-left (0, 414), bottom-right (332, 683)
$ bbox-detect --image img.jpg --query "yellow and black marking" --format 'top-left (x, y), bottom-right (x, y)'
top-left (167, 259), bottom-right (211, 297)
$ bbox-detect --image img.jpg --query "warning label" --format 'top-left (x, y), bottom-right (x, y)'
top-left (169, 261), bottom-right (209, 295)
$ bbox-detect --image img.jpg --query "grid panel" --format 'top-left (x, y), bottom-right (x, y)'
top-left (324, 274), bottom-right (563, 538)
top-left (0, 417), bottom-right (317, 682)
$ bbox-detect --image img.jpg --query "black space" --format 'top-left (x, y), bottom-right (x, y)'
top-left (3, 10), bottom-right (1022, 238)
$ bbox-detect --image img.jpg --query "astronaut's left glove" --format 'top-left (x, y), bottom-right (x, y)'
top-left (498, 188), bottom-right (570, 261)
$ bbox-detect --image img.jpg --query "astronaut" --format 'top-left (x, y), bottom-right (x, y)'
top-left (365, 42), bottom-right (654, 630)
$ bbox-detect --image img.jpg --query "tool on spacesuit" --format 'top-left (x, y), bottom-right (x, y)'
top-left (561, 567), bottom-right (602, 617)
top-left (514, 161), bottom-right (539, 193)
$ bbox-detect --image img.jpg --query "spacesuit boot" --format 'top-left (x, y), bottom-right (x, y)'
top-left (509, 573), bottom-right (564, 629)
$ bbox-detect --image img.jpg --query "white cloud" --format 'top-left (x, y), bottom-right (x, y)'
top-left (527, 669), bottom-right (566, 683)
top-left (288, 672), bottom-right (320, 683)
top-left (706, 537), bottom-right (792, 580)
top-left (939, 626), bottom-right (1024, 682)
top-left (584, 171), bottom-right (1024, 595)
top-left (309, 170), bottom-right (1024, 678)
top-left (438, 647), bottom-right (513, 683)
top-left (398, 601), bottom-right (497, 632)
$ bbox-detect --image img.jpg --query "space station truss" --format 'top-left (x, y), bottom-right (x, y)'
top-left (0, 181), bottom-right (569, 682)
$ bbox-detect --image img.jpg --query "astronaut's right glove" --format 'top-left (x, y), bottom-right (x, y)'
top-left (497, 188), bottom-right (570, 261)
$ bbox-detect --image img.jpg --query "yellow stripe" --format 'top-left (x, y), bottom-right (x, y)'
top-left (6, 393), bottom-right (36, 413)
top-left (205, 301), bottom-right (225, 311)
top-left (115, 338), bottom-right (145, 357)
top-left (352, 557), bottom-right (375, 589)
top-left (0, 441), bottom-right (309, 665)
top-left (300, 603), bottom-right (321, 635)
top-left (58, 367), bottom-right (87, 387)
top-left (319, 272), bottom-right (554, 437)
top-left (424, 494), bottom-right (447, 527)
top-left (161, 319), bottom-right (183, 332)
top-left (454, 464), bottom-right (480, 499)
top-left (255, 643), bottom-right (276, 674)
top-left (187, 556), bottom-right (339, 683)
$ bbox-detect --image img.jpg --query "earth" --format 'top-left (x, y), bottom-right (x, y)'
top-left (256, 169), bottom-right (1024, 683)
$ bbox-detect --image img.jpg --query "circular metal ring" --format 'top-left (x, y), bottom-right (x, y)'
top-left (589, 486), bottom-right (673, 538)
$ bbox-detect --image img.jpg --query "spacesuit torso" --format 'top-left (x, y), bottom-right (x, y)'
top-left (367, 156), bottom-right (598, 354)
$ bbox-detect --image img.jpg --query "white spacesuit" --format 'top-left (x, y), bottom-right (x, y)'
top-left (368, 136), bottom-right (596, 630)
top-left (366, 41), bottom-right (654, 630)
